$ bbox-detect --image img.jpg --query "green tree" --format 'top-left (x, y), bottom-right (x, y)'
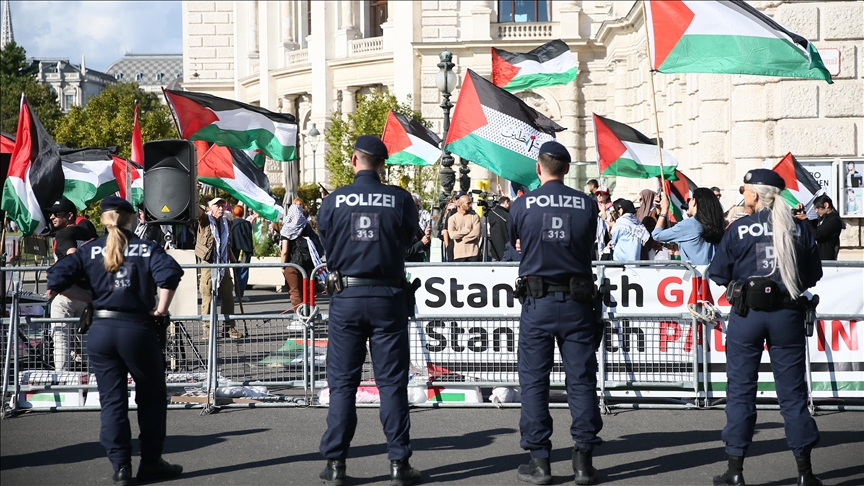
top-left (0, 42), bottom-right (63, 134)
top-left (324, 90), bottom-right (440, 207)
top-left (53, 82), bottom-right (174, 158)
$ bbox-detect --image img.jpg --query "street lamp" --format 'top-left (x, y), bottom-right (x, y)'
top-left (308, 122), bottom-right (321, 184)
top-left (436, 50), bottom-right (458, 207)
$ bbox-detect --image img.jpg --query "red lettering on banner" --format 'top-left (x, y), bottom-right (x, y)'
top-left (683, 323), bottom-right (703, 353)
top-left (718, 290), bottom-right (730, 307)
top-left (817, 320), bottom-right (827, 351)
top-left (659, 321), bottom-right (682, 352)
top-left (658, 277), bottom-right (684, 307)
top-left (831, 320), bottom-right (858, 351)
top-left (713, 325), bottom-right (726, 352)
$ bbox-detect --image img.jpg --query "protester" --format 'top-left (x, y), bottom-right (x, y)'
top-left (413, 194), bottom-right (432, 258)
top-left (439, 193), bottom-right (461, 262)
top-left (586, 179), bottom-right (599, 202)
top-left (447, 195), bottom-right (481, 262)
top-left (134, 204), bottom-right (165, 246)
top-left (652, 188), bottom-right (725, 265)
top-left (195, 198), bottom-right (242, 339)
top-left (487, 196), bottom-right (511, 261)
top-left (711, 186), bottom-right (723, 200)
top-left (596, 186), bottom-right (613, 221)
top-left (798, 195), bottom-right (844, 260)
top-left (609, 199), bottom-right (649, 261)
top-left (635, 189), bottom-right (663, 259)
top-left (280, 202), bottom-right (323, 311)
top-left (230, 205), bottom-right (254, 300)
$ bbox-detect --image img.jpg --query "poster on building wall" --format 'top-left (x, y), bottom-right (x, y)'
top-left (799, 160), bottom-right (836, 219)
top-left (841, 159), bottom-right (864, 217)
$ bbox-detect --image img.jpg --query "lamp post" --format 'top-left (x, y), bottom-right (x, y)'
top-left (436, 50), bottom-right (458, 207)
top-left (308, 122), bottom-right (321, 184)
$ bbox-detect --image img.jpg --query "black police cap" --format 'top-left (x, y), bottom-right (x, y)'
top-left (354, 135), bottom-right (389, 160)
top-left (47, 197), bottom-right (76, 214)
top-left (100, 196), bottom-right (135, 214)
top-left (538, 141), bottom-right (571, 164)
top-left (744, 169), bottom-right (785, 190)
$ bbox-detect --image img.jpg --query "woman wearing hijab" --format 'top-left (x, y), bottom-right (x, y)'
top-left (636, 189), bottom-right (663, 260)
top-left (280, 203), bottom-right (323, 311)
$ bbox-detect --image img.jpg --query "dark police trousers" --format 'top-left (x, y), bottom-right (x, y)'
top-left (88, 319), bottom-right (167, 469)
top-left (320, 293), bottom-right (412, 461)
top-left (519, 293), bottom-right (603, 457)
top-left (723, 308), bottom-right (820, 457)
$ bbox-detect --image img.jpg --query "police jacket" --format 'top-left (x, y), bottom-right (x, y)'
top-left (509, 180), bottom-right (598, 285)
top-left (47, 230), bottom-right (184, 314)
top-left (709, 210), bottom-right (822, 293)
top-left (317, 170), bottom-right (419, 297)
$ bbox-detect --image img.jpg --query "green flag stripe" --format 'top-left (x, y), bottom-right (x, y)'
top-left (199, 176), bottom-right (282, 222)
top-left (447, 133), bottom-right (541, 190)
top-left (503, 67), bottom-right (577, 93)
top-left (191, 125), bottom-right (297, 161)
top-left (600, 157), bottom-right (678, 180)
top-left (387, 151), bottom-right (432, 167)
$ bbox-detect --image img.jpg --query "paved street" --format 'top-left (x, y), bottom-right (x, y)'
top-left (2, 406), bottom-right (862, 486)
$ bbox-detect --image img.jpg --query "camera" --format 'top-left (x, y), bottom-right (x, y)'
top-left (471, 189), bottom-right (499, 211)
top-left (792, 208), bottom-right (804, 215)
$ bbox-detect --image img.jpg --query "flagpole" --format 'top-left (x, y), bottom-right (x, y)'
top-left (127, 100), bottom-right (136, 203)
top-left (641, 0), bottom-right (668, 195)
top-left (162, 87), bottom-right (182, 138)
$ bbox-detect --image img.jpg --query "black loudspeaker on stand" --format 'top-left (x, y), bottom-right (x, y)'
top-left (143, 140), bottom-right (198, 225)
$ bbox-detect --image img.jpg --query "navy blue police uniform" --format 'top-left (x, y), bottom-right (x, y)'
top-left (47, 197), bottom-right (183, 483)
top-left (709, 169), bottom-right (823, 485)
top-left (316, 136), bottom-right (420, 484)
top-left (508, 142), bottom-right (603, 484)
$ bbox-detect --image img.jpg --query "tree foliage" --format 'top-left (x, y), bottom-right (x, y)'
top-left (53, 82), bottom-right (175, 158)
top-left (324, 90), bottom-right (440, 208)
top-left (0, 42), bottom-right (63, 134)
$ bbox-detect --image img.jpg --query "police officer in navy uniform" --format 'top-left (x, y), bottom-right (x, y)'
top-left (709, 169), bottom-right (823, 486)
top-left (509, 141), bottom-right (603, 485)
top-left (47, 197), bottom-right (184, 485)
top-left (316, 136), bottom-right (422, 486)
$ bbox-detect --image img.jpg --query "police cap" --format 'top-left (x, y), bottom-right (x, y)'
top-left (47, 197), bottom-right (76, 215)
top-left (100, 196), bottom-right (135, 214)
top-left (538, 141), bottom-right (571, 164)
top-left (744, 169), bottom-right (785, 190)
top-left (354, 135), bottom-right (389, 160)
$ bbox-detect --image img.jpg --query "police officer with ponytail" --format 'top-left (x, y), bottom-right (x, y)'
top-left (709, 169), bottom-right (823, 486)
top-left (47, 197), bottom-right (184, 485)
top-left (509, 141), bottom-right (602, 485)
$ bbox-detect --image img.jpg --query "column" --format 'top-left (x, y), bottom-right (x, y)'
top-left (335, 0), bottom-right (359, 58)
top-left (342, 87), bottom-right (358, 117)
top-left (469, 0), bottom-right (493, 41)
top-left (282, 0), bottom-right (298, 50)
top-left (258, 1), bottom-right (273, 110)
top-left (248, 0), bottom-right (259, 56)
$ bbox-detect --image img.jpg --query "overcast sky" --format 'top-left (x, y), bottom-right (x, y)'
top-left (5, 1), bottom-right (182, 71)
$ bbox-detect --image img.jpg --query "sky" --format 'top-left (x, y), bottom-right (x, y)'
top-left (5, 1), bottom-right (182, 71)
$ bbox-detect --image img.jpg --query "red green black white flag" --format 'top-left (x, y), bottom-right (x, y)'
top-left (165, 89), bottom-right (299, 161)
top-left (445, 69), bottom-right (564, 191)
top-left (662, 169), bottom-right (698, 223)
top-left (492, 40), bottom-right (578, 92)
top-left (594, 113), bottom-right (678, 180)
top-left (772, 152), bottom-right (823, 209)
top-left (381, 110), bottom-right (441, 167)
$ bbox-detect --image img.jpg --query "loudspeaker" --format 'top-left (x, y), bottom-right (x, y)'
top-left (143, 140), bottom-right (197, 224)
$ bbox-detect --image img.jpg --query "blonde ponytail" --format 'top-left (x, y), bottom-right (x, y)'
top-left (752, 185), bottom-right (801, 298)
top-left (100, 210), bottom-right (135, 273)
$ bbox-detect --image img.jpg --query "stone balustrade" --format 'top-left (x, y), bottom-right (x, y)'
top-left (349, 36), bottom-right (384, 56)
top-left (493, 22), bottom-right (554, 40)
top-left (287, 48), bottom-right (309, 65)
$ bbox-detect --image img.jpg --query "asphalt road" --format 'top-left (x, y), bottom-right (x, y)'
top-left (2, 406), bottom-right (862, 486)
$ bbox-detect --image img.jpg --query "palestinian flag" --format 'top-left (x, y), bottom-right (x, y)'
top-left (112, 156), bottom-right (144, 208)
top-left (773, 152), bottom-right (822, 209)
top-left (1, 132), bottom-right (14, 154)
top-left (194, 140), bottom-right (283, 222)
top-left (244, 149), bottom-right (265, 169)
top-left (131, 101), bottom-right (144, 165)
top-left (444, 69), bottom-right (564, 191)
top-left (165, 89), bottom-right (299, 161)
top-left (1, 95), bottom-right (64, 236)
top-left (60, 147), bottom-right (117, 210)
top-left (381, 111), bottom-right (441, 166)
top-left (594, 114), bottom-right (678, 180)
top-left (492, 40), bottom-right (578, 92)
top-left (662, 170), bottom-right (698, 223)
top-left (645, 0), bottom-right (832, 83)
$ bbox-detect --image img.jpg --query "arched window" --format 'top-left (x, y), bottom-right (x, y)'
top-left (115, 72), bottom-right (124, 80)
top-left (176, 72), bottom-right (183, 79)
top-left (136, 72), bottom-right (144, 82)
top-left (156, 72), bottom-right (164, 82)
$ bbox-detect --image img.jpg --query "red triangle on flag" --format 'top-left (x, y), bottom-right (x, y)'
top-left (196, 141), bottom-right (236, 179)
top-left (165, 91), bottom-right (220, 139)
top-left (491, 48), bottom-right (521, 88)
top-left (444, 71), bottom-right (488, 145)
top-left (381, 111), bottom-right (412, 155)
top-left (111, 156), bottom-right (141, 200)
top-left (649, 0), bottom-right (694, 70)
top-left (593, 114), bottom-right (628, 173)
top-left (772, 152), bottom-right (799, 191)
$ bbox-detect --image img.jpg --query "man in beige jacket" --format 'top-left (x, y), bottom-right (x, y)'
top-left (447, 195), bottom-right (481, 262)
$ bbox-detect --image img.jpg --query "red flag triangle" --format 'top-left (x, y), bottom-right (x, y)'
top-left (649, 0), bottom-right (695, 70)
top-left (444, 71), bottom-right (488, 144)
top-left (772, 152), bottom-right (799, 191)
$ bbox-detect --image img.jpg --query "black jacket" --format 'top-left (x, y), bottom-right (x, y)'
top-left (487, 205), bottom-right (509, 261)
top-left (809, 211), bottom-right (844, 260)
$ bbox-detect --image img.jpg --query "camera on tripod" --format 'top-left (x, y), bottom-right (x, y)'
top-left (471, 189), bottom-right (499, 211)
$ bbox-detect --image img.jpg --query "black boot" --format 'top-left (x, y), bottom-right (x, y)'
top-left (136, 458), bottom-right (182, 482)
top-left (795, 455), bottom-right (823, 486)
top-left (572, 447), bottom-right (597, 485)
top-left (112, 463), bottom-right (134, 486)
top-left (713, 454), bottom-right (745, 486)
top-left (319, 459), bottom-right (346, 486)
top-left (517, 457), bottom-right (552, 485)
top-left (390, 459), bottom-right (422, 486)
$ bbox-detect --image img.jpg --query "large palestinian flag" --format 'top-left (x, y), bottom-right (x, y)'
top-left (381, 111), bottom-right (441, 167)
top-left (1, 96), bottom-right (64, 236)
top-left (194, 140), bottom-right (284, 223)
top-left (60, 148), bottom-right (117, 210)
top-left (773, 152), bottom-right (823, 209)
top-left (594, 114), bottom-right (678, 180)
top-left (165, 89), bottom-right (299, 161)
top-left (662, 169), bottom-right (698, 223)
top-left (645, 0), bottom-right (832, 83)
top-left (444, 69), bottom-right (564, 190)
top-left (492, 40), bottom-right (578, 92)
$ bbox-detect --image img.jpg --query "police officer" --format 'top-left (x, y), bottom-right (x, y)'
top-left (708, 169), bottom-right (823, 486)
top-left (509, 141), bottom-right (603, 485)
top-left (316, 136), bottom-right (421, 486)
top-left (47, 197), bottom-right (184, 485)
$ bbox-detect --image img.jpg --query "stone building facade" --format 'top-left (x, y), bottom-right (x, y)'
top-left (28, 57), bottom-right (116, 112)
top-left (181, 0), bottom-right (863, 249)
